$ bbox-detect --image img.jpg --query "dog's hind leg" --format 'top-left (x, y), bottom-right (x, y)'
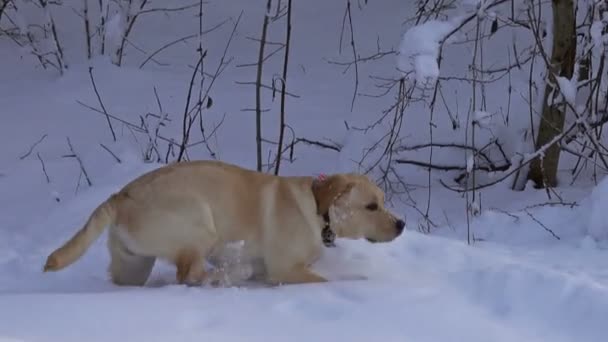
top-left (107, 229), bottom-right (156, 286)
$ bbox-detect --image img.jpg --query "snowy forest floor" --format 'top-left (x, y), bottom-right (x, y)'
top-left (1, 0), bottom-right (608, 341)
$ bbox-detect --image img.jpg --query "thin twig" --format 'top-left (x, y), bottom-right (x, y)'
top-left (36, 152), bottom-right (50, 183)
top-left (135, 3), bottom-right (200, 16)
top-left (138, 19), bottom-right (228, 69)
top-left (346, 0), bottom-right (358, 111)
top-left (177, 50), bottom-right (206, 162)
top-left (100, 143), bottom-right (121, 163)
top-left (38, 0), bottom-right (66, 73)
top-left (88, 66), bottom-right (116, 141)
top-left (19, 134), bottom-right (48, 160)
top-left (524, 209), bottom-right (561, 240)
top-left (290, 137), bottom-right (342, 152)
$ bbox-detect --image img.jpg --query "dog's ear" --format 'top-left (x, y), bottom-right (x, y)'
top-left (313, 175), bottom-right (355, 215)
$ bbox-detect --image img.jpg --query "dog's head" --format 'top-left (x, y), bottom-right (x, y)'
top-left (313, 174), bottom-right (405, 243)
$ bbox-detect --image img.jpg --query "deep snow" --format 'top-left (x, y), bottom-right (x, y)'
top-left (1, 0), bottom-right (607, 341)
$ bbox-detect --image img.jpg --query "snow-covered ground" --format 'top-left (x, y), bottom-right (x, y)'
top-left (1, 0), bottom-right (607, 341)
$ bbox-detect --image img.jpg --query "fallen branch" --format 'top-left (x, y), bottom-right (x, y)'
top-left (395, 158), bottom-right (510, 173)
top-left (524, 209), bottom-right (560, 240)
top-left (396, 141), bottom-right (498, 167)
top-left (440, 115), bottom-right (586, 192)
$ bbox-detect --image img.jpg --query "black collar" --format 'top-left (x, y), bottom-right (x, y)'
top-left (312, 178), bottom-right (337, 248)
top-left (321, 212), bottom-right (336, 247)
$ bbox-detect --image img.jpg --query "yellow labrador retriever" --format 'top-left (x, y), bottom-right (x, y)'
top-left (43, 160), bottom-right (404, 286)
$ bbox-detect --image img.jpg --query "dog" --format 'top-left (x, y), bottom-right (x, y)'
top-left (43, 160), bottom-right (405, 286)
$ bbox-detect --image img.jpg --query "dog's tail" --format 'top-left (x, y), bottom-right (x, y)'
top-left (43, 193), bottom-right (121, 272)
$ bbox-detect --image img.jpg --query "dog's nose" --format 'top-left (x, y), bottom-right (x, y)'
top-left (395, 219), bottom-right (405, 234)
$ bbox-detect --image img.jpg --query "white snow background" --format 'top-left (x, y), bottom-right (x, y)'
top-left (1, 0), bottom-right (607, 341)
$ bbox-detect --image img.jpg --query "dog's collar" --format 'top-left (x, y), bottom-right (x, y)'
top-left (321, 212), bottom-right (336, 247)
top-left (312, 174), bottom-right (336, 248)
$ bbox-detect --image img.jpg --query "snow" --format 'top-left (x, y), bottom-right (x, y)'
top-left (555, 75), bottom-right (577, 107)
top-left (590, 19), bottom-right (606, 48)
top-left (1, 0), bottom-right (608, 341)
top-left (105, 11), bottom-right (124, 62)
top-left (466, 154), bottom-right (474, 173)
top-left (587, 177), bottom-right (608, 241)
top-left (473, 110), bottom-right (493, 127)
top-left (397, 19), bottom-right (456, 86)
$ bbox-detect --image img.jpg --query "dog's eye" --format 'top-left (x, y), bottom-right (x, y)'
top-left (366, 203), bottom-right (379, 211)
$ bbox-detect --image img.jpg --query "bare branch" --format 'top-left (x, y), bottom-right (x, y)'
top-left (139, 19), bottom-right (228, 69)
top-left (346, 0), bottom-right (358, 111)
top-left (255, 0), bottom-right (272, 171)
top-left (135, 2), bottom-right (201, 16)
top-left (440, 116), bottom-right (587, 193)
top-left (274, 0), bottom-right (292, 175)
top-left (19, 133), bottom-right (48, 160)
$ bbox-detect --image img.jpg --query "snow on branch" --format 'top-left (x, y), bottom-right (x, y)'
top-left (397, 19), bottom-right (455, 87)
top-left (397, 0), bottom-right (511, 84)
top-left (441, 116), bottom-right (588, 192)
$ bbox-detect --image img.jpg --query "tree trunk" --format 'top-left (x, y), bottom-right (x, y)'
top-left (527, 0), bottom-right (576, 188)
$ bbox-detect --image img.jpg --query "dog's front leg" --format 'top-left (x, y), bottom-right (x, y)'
top-left (266, 265), bottom-right (328, 285)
